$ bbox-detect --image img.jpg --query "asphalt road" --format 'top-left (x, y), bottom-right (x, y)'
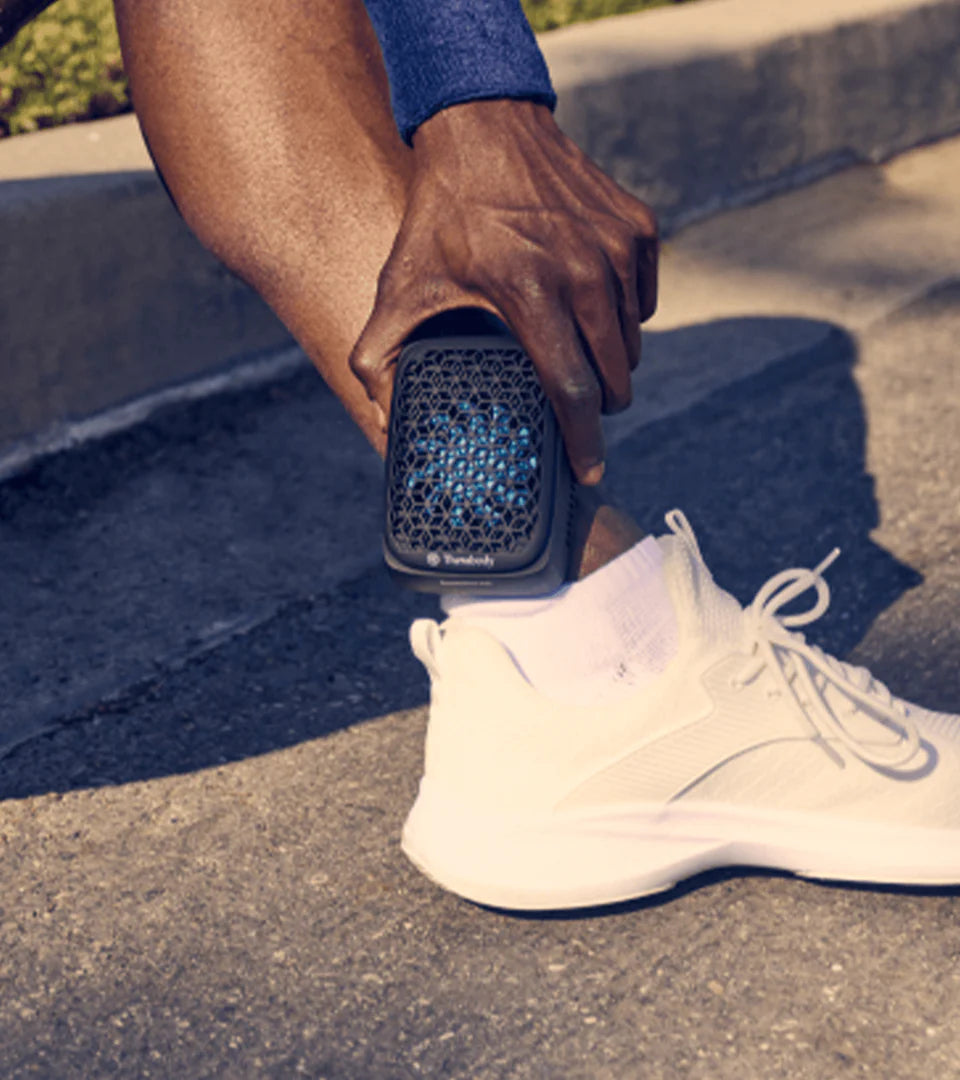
top-left (1, 148), bottom-right (960, 1078)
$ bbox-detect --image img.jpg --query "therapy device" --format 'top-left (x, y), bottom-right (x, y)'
top-left (383, 308), bottom-right (573, 595)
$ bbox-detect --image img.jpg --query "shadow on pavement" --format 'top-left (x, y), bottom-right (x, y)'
top-left (608, 319), bottom-right (921, 662)
top-left (0, 316), bottom-right (922, 799)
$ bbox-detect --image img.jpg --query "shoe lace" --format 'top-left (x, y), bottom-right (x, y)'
top-left (665, 510), bottom-right (921, 771)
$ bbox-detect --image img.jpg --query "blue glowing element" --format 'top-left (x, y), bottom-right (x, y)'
top-left (388, 345), bottom-right (550, 557)
top-left (402, 397), bottom-right (539, 531)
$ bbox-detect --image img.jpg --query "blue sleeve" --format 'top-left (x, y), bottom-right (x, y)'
top-left (361, 0), bottom-right (558, 148)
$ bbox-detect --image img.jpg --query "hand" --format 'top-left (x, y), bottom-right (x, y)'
top-left (348, 98), bottom-right (658, 485)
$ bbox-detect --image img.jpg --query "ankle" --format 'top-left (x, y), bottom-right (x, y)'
top-left (444, 532), bottom-right (678, 706)
top-left (568, 486), bottom-right (646, 580)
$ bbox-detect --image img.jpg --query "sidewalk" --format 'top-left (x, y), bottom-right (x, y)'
top-left (1, 136), bottom-right (958, 1077)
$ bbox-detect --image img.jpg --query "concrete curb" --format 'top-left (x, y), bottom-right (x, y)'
top-left (0, 152), bottom-right (293, 463)
top-left (549, 0), bottom-right (960, 230)
top-left (2, 0), bottom-right (959, 468)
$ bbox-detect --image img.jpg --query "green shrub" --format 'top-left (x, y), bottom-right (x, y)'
top-left (522, 0), bottom-right (688, 33)
top-left (0, 0), bottom-right (129, 137)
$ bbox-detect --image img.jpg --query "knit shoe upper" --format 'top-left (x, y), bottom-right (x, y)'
top-left (401, 510), bottom-right (960, 908)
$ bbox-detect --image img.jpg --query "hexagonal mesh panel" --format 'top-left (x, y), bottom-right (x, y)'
top-left (387, 345), bottom-right (547, 556)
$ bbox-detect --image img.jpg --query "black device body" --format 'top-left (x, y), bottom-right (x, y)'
top-left (383, 309), bottom-right (573, 596)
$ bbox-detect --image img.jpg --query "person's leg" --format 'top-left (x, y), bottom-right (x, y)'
top-left (111, 0), bottom-right (642, 579)
top-left (113, 0), bottom-right (409, 451)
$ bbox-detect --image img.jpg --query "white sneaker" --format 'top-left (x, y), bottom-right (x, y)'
top-left (401, 510), bottom-right (960, 910)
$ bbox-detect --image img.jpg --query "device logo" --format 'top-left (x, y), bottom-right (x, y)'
top-left (426, 552), bottom-right (442, 568)
top-left (441, 552), bottom-right (496, 569)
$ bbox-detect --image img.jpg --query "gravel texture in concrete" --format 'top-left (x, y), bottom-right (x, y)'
top-left (1, 280), bottom-right (959, 1080)
top-left (0, 364), bottom-right (383, 753)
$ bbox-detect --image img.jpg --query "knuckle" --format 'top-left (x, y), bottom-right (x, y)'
top-left (610, 240), bottom-right (635, 275)
top-left (570, 255), bottom-right (606, 291)
top-left (348, 347), bottom-right (378, 382)
top-left (607, 225), bottom-right (636, 264)
top-left (556, 373), bottom-right (602, 414)
top-left (603, 221), bottom-right (653, 283)
top-left (633, 203), bottom-right (659, 242)
top-left (510, 268), bottom-right (555, 305)
top-left (498, 251), bottom-right (560, 301)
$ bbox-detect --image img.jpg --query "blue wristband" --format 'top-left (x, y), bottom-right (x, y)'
top-left (362, 0), bottom-right (558, 147)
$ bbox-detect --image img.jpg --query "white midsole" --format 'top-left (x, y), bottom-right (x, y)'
top-left (401, 777), bottom-right (960, 910)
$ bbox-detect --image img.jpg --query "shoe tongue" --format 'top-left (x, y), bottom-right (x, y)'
top-left (656, 531), bottom-right (743, 649)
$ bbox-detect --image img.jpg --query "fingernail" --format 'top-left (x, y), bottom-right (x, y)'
top-left (582, 462), bottom-right (605, 486)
